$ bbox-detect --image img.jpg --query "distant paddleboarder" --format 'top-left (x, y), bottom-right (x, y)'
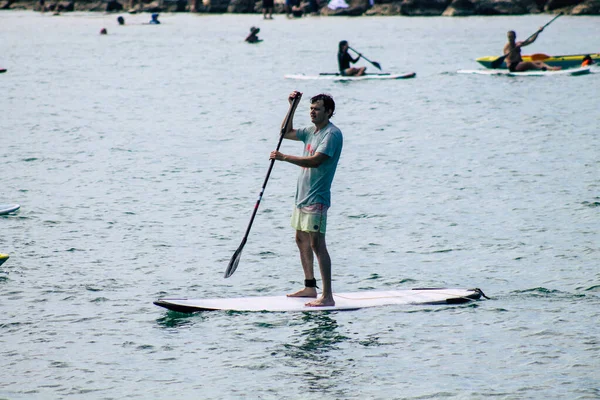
top-left (503, 29), bottom-right (560, 72)
top-left (269, 91), bottom-right (343, 307)
top-left (338, 40), bottom-right (366, 76)
top-left (245, 27), bottom-right (262, 43)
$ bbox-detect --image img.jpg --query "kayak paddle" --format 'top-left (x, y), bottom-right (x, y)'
top-left (348, 46), bottom-right (382, 70)
top-left (224, 92), bottom-right (303, 279)
top-left (490, 13), bottom-right (562, 69)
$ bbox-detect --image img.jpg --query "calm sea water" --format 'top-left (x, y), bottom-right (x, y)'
top-left (1, 11), bottom-right (599, 400)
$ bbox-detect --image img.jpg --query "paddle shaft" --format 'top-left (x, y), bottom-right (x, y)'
top-left (224, 95), bottom-right (301, 278)
top-left (240, 102), bottom-right (297, 239)
top-left (348, 46), bottom-right (382, 70)
top-left (491, 13), bottom-right (562, 69)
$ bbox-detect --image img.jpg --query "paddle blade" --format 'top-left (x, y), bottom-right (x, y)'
top-left (490, 54), bottom-right (507, 69)
top-left (224, 238), bottom-right (247, 278)
top-left (372, 61), bottom-right (382, 70)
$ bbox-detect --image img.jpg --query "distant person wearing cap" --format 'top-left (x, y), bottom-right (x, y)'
top-left (245, 27), bottom-right (262, 43)
top-left (149, 13), bottom-right (160, 24)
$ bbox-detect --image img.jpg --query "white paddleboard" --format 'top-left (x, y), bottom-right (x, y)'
top-left (154, 288), bottom-right (485, 313)
top-left (0, 204), bottom-right (20, 215)
top-left (284, 72), bottom-right (416, 81)
top-left (457, 66), bottom-right (591, 76)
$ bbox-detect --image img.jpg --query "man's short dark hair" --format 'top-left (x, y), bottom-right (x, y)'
top-left (310, 94), bottom-right (335, 118)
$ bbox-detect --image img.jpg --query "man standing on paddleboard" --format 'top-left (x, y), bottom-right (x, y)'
top-left (269, 91), bottom-right (343, 307)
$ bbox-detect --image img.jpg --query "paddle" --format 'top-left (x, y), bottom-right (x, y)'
top-left (490, 13), bottom-right (562, 69)
top-left (348, 46), bottom-right (382, 71)
top-left (224, 93), bottom-right (303, 279)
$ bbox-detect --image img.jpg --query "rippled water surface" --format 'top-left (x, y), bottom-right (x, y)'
top-left (1, 11), bottom-right (599, 400)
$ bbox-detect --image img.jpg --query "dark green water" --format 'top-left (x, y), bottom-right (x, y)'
top-left (1, 11), bottom-right (599, 399)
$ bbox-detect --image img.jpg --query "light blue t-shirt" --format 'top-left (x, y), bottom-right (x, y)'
top-left (294, 122), bottom-right (343, 208)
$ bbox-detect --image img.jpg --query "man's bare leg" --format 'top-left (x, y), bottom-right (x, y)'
top-left (538, 62), bottom-right (561, 71)
top-left (305, 232), bottom-right (335, 307)
top-left (287, 230), bottom-right (317, 298)
top-left (516, 61), bottom-right (560, 72)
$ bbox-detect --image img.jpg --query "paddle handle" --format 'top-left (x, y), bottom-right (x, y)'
top-left (523, 13), bottom-right (562, 43)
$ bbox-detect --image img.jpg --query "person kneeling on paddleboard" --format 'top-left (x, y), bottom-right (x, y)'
top-left (338, 40), bottom-right (366, 76)
top-left (269, 91), bottom-right (343, 307)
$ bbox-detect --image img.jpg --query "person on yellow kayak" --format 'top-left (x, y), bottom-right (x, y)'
top-left (503, 29), bottom-right (560, 72)
top-left (581, 55), bottom-right (594, 67)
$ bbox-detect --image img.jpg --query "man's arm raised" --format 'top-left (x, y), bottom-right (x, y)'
top-left (521, 28), bottom-right (543, 47)
top-left (282, 91), bottom-right (302, 141)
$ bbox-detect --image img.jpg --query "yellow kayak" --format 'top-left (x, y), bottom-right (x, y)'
top-left (476, 53), bottom-right (599, 69)
top-left (0, 253), bottom-right (8, 267)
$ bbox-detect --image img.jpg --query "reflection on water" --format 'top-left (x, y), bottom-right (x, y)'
top-left (280, 312), bottom-right (350, 393)
top-left (155, 311), bottom-right (203, 329)
top-left (283, 312), bottom-right (348, 358)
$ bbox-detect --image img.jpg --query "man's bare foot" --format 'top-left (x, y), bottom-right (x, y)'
top-left (305, 295), bottom-right (335, 307)
top-left (287, 287), bottom-right (317, 298)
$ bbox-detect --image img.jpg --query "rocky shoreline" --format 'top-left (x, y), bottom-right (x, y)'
top-left (1, 0), bottom-right (599, 16)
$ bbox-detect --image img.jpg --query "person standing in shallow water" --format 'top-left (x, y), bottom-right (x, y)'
top-left (262, 0), bottom-right (273, 19)
top-left (269, 91), bottom-right (343, 307)
top-left (338, 40), bottom-right (366, 76)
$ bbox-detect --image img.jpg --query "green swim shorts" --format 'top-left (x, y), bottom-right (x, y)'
top-left (291, 203), bottom-right (328, 234)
